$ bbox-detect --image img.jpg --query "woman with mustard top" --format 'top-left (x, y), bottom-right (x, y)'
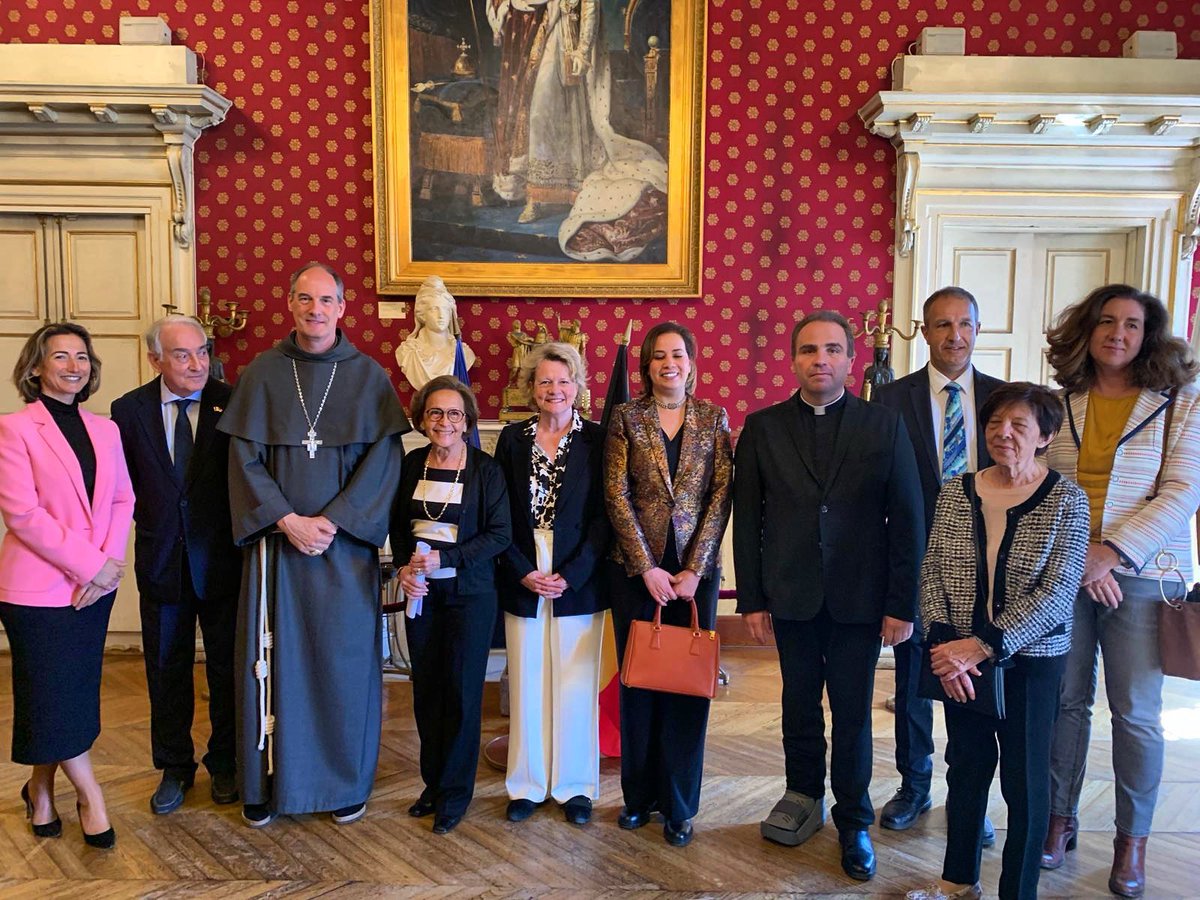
top-left (1040, 285), bottom-right (1200, 898)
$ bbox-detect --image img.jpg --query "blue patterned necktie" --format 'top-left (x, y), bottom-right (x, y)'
top-left (941, 382), bottom-right (967, 483)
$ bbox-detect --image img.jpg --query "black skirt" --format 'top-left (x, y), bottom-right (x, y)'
top-left (0, 592), bottom-right (115, 764)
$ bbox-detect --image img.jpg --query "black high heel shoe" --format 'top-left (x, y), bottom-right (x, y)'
top-left (76, 801), bottom-right (116, 849)
top-left (21, 782), bottom-right (62, 838)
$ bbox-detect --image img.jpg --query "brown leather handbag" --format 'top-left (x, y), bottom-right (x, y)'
top-left (621, 597), bottom-right (721, 699)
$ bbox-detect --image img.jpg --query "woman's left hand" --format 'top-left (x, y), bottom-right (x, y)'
top-left (72, 581), bottom-right (107, 610)
top-left (669, 569), bottom-right (701, 601)
top-left (941, 671), bottom-right (977, 703)
top-left (409, 548), bottom-right (441, 575)
top-left (929, 637), bottom-right (989, 679)
top-left (1082, 542), bottom-right (1121, 585)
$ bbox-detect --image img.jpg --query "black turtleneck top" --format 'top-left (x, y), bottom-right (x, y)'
top-left (40, 394), bottom-right (97, 504)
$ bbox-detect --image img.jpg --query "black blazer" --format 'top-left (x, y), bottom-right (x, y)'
top-left (874, 365), bottom-right (1004, 536)
top-left (110, 377), bottom-right (242, 603)
top-left (493, 417), bottom-right (610, 618)
top-left (732, 392), bottom-right (925, 624)
top-left (389, 442), bottom-right (512, 599)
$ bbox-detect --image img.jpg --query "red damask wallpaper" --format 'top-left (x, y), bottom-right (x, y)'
top-left (4, 0), bottom-right (1198, 428)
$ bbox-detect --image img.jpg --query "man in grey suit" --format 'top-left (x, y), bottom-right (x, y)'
top-left (874, 286), bottom-right (1005, 843)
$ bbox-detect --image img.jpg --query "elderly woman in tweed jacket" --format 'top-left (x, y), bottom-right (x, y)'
top-left (907, 382), bottom-right (1088, 900)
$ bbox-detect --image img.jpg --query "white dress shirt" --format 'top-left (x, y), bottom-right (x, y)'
top-left (927, 364), bottom-right (978, 476)
top-left (160, 381), bottom-right (203, 464)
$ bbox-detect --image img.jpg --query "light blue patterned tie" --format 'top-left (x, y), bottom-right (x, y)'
top-left (941, 382), bottom-right (967, 483)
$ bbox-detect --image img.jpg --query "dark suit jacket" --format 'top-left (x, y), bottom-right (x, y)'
top-left (110, 377), bottom-right (241, 603)
top-left (493, 417), bottom-right (610, 618)
top-left (732, 391), bottom-right (924, 624)
top-left (390, 443), bottom-right (512, 599)
top-left (874, 365), bottom-right (1004, 536)
top-left (604, 395), bottom-right (734, 579)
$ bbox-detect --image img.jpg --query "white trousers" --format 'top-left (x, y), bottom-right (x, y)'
top-left (505, 528), bottom-right (604, 802)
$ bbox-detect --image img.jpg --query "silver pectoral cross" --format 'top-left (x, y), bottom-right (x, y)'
top-left (303, 428), bottom-right (323, 459)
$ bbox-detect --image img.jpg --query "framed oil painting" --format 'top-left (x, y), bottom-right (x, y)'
top-left (370, 0), bottom-right (706, 296)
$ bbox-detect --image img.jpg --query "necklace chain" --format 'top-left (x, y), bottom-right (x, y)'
top-left (653, 396), bottom-right (685, 410)
top-left (292, 360), bottom-right (337, 455)
top-left (422, 443), bottom-right (466, 522)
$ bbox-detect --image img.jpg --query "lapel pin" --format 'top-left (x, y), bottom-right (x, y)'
top-left (213, 405), bottom-right (223, 413)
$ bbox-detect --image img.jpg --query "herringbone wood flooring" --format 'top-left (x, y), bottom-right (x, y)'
top-left (1, 649), bottom-right (1196, 898)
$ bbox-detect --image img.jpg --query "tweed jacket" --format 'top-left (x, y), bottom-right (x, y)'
top-left (1046, 383), bottom-right (1200, 582)
top-left (604, 394), bottom-right (733, 579)
top-left (920, 469), bottom-right (1089, 663)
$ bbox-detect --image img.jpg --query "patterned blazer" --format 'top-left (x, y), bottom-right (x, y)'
top-left (604, 395), bottom-right (733, 579)
top-left (1046, 384), bottom-right (1200, 582)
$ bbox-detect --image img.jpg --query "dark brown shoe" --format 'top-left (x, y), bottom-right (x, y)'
top-left (1108, 833), bottom-right (1146, 898)
top-left (1040, 813), bottom-right (1078, 869)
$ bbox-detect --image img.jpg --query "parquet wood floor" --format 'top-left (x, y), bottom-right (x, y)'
top-left (0, 648), bottom-right (1196, 898)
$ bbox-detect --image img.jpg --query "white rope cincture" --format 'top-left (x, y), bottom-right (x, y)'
top-left (255, 536), bottom-right (276, 775)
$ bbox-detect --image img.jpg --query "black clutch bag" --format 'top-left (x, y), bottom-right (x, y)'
top-left (918, 621), bottom-right (1006, 719)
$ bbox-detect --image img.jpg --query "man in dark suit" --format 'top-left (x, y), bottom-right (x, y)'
top-left (734, 311), bottom-right (924, 881)
top-left (874, 287), bottom-right (1004, 842)
top-left (111, 315), bottom-right (242, 814)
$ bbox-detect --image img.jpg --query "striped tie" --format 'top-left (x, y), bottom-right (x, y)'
top-left (941, 382), bottom-right (967, 483)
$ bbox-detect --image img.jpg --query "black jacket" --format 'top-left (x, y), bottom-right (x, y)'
top-left (493, 417), bottom-right (610, 617)
top-left (732, 391), bottom-right (925, 624)
top-left (390, 442), bottom-right (512, 598)
top-left (110, 377), bottom-right (242, 603)
top-left (874, 364), bottom-right (1004, 536)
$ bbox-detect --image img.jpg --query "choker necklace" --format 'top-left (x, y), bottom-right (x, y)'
top-left (653, 396), bottom-right (685, 410)
top-left (292, 360), bottom-right (338, 459)
top-left (422, 443), bottom-right (466, 522)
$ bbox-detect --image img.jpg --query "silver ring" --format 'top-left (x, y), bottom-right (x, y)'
top-left (309, 549), bottom-right (319, 556)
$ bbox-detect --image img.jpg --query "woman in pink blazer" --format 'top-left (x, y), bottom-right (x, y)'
top-left (0, 322), bottom-right (134, 849)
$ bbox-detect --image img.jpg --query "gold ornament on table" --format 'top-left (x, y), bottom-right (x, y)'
top-left (501, 316), bottom-right (592, 422)
top-left (850, 298), bottom-right (920, 402)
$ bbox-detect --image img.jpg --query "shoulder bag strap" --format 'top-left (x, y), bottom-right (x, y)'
top-left (1147, 387), bottom-right (1179, 501)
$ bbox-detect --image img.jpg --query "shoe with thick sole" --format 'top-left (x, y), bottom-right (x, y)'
top-left (761, 791), bottom-right (824, 846)
top-left (241, 803), bottom-right (274, 828)
top-left (331, 802), bottom-right (366, 825)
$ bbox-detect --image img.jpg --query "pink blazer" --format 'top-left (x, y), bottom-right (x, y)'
top-left (0, 400), bottom-right (135, 607)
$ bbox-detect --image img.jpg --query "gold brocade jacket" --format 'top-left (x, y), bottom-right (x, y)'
top-left (603, 394), bottom-right (734, 578)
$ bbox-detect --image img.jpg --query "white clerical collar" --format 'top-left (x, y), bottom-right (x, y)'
top-left (160, 381), bottom-right (203, 405)
top-left (800, 389), bottom-right (845, 416)
top-left (928, 363), bottom-right (975, 396)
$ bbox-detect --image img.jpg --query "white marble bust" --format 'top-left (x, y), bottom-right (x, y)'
top-left (395, 275), bottom-right (477, 391)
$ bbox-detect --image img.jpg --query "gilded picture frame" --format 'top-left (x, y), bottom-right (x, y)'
top-left (369, 0), bottom-right (706, 297)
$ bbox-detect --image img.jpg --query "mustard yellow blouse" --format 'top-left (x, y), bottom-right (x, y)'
top-left (1077, 391), bottom-right (1139, 541)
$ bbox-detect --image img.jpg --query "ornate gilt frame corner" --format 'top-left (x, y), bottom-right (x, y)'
top-left (369, 0), bottom-right (706, 298)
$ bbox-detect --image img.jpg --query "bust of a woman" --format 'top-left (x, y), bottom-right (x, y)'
top-left (395, 275), bottom-right (477, 391)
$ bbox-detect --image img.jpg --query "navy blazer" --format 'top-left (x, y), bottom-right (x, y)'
top-left (493, 417), bottom-right (610, 618)
top-left (732, 391), bottom-right (925, 624)
top-left (390, 442), bottom-right (512, 599)
top-left (874, 364), bottom-right (1004, 536)
top-left (110, 377), bottom-right (242, 603)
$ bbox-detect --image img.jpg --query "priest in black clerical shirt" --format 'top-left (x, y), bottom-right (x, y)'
top-left (732, 311), bottom-right (924, 882)
top-left (217, 262), bottom-right (410, 828)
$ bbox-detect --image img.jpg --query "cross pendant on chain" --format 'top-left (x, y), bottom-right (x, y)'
top-left (303, 428), bottom-right (323, 459)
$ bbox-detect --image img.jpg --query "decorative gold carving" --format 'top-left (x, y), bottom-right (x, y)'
top-left (644, 36), bottom-right (660, 143)
top-left (907, 112), bottom-right (934, 133)
top-left (1088, 114), bottom-right (1119, 135)
top-left (500, 318), bottom-right (592, 421)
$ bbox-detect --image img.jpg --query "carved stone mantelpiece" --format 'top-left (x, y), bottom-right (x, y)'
top-left (0, 43), bottom-right (229, 308)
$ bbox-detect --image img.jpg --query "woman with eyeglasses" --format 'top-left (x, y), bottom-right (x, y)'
top-left (389, 375), bottom-right (511, 835)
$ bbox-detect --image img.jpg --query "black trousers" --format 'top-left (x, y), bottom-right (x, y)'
top-left (405, 579), bottom-right (496, 818)
top-left (942, 654), bottom-right (1065, 900)
top-left (892, 618), bottom-right (935, 794)
top-left (773, 608), bottom-right (882, 831)
top-left (608, 560), bottom-right (716, 823)
top-left (140, 559), bottom-right (237, 780)
top-left (0, 591), bottom-right (115, 765)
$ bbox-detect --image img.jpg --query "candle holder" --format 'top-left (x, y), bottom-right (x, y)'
top-left (850, 299), bottom-right (921, 402)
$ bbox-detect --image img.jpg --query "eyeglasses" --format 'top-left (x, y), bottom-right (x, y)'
top-left (425, 407), bottom-right (465, 423)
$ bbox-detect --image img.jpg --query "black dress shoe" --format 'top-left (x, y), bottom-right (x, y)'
top-left (618, 805), bottom-right (657, 830)
top-left (150, 773), bottom-right (193, 815)
top-left (77, 802), bottom-right (116, 850)
top-left (408, 794), bottom-right (436, 818)
top-left (210, 772), bottom-right (239, 805)
top-left (880, 787), bottom-right (932, 831)
top-left (507, 799), bottom-right (537, 822)
top-left (21, 782), bottom-right (62, 838)
top-left (981, 815), bottom-right (996, 848)
top-left (432, 813), bottom-right (462, 834)
top-left (839, 828), bottom-right (877, 881)
top-left (563, 795), bottom-right (592, 825)
top-left (664, 818), bottom-right (694, 847)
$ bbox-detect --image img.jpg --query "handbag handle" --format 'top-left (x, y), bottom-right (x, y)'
top-left (651, 596), bottom-right (702, 635)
